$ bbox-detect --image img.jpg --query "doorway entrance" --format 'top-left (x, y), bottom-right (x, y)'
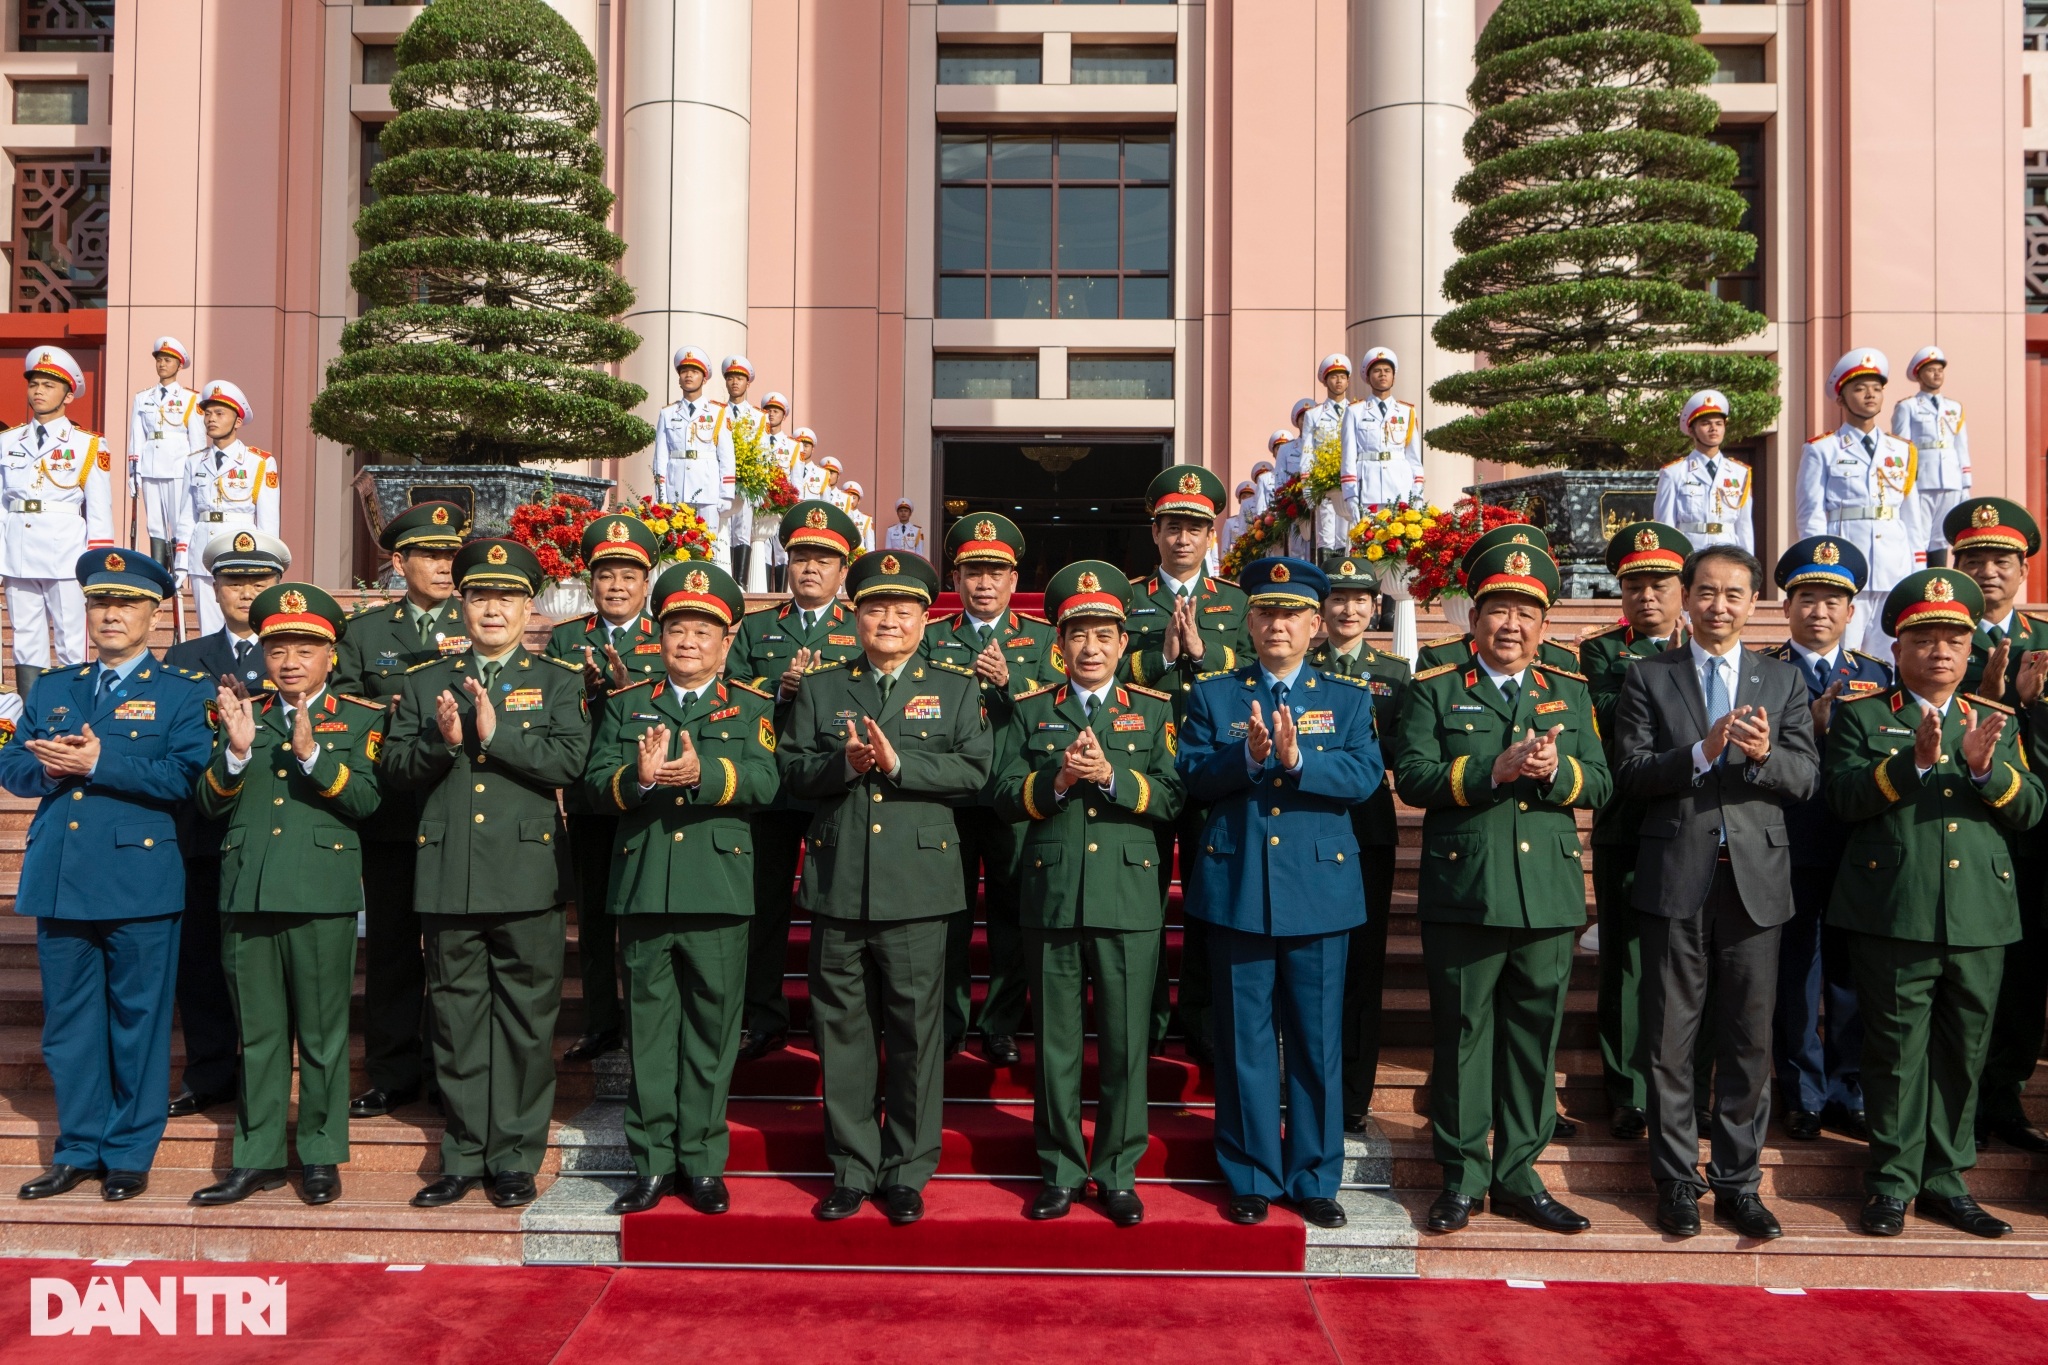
top-left (938, 434), bottom-right (1168, 592)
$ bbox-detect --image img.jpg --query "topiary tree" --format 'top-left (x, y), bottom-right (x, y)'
top-left (311, 0), bottom-right (651, 465)
top-left (1427, 0), bottom-right (1779, 470)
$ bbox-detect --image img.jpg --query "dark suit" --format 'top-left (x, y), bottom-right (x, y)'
top-left (1614, 646), bottom-right (1818, 1195)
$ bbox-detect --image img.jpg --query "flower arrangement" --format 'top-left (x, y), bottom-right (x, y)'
top-left (732, 416), bottom-right (801, 514)
top-left (1218, 432), bottom-right (1342, 578)
top-left (618, 494), bottom-right (714, 564)
top-left (1348, 503), bottom-right (1440, 568)
top-left (1402, 497), bottom-right (1534, 603)
top-left (508, 490), bottom-right (604, 583)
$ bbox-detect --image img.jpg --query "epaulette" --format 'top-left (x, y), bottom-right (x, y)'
top-left (162, 665), bottom-right (210, 683)
top-left (1326, 672), bottom-right (1372, 688)
top-left (1849, 649), bottom-right (1890, 667)
top-left (608, 677), bottom-right (655, 696)
top-left (542, 654), bottom-right (583, 672)
top-left (1547, 638), bottom-right (1582, 655)
top-left (405, 656), bottom-right (446, 673)
top-left (1536, 663), bottom-right (1588, 682)
top-left (1378, 651), bottom-right (1410, 664)
top-left (1579, 621), bottom-right (1627, 641)
top-left (1015, 682), bottom-right (1058, 702)
top-left (1015, 610), bottom-right (1051, 627)
top-left (1965, 693), bottom-right (2017, 716)
top-left (1195, 668), bottom-right (1236, 682)
top-left (1843, 687), bottom-right (1895, 706)
top-left (729, 679), bottom-right (773, 700)
top-left (931, 658), bottom-right (976, 677)
top-left (341, 694), bottom-right (387, 710)
top-left (742, 600), bottom-right (781, 616)
top-left (805, 659), bottom-right (849, 676)
top-left (1412, 663), bottom-right (1459, 681)
top-left (1421, 631), bottom-right (1466, 648)
top-left (345, 600), bottom-right (389, 619)
top-left (1127, 683), bottom-right (1174, 701)
top-left (1807, 431), bottom-right (1833, 444)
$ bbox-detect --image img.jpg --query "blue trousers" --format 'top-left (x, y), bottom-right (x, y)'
top-left (37, 914), bottom-right (182, 1171)
top-left (1773, 865), bottom-right (1863, 1113)
top-left (1208, 923), bottom-right (1348, 1201)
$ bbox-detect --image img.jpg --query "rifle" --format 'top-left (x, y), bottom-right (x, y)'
top-left (125, 456), bottom-right (139, 549)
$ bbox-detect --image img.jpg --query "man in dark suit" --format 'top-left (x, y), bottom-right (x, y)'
top-left (1614, 544), bottom-right (1819, 1242)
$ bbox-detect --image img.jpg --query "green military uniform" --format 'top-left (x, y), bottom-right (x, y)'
top-left (545, 514), bottom-right (666, 1051)
top-left (1393, 544), bottom-right (1613, 1206)
top-left (922, 512), bottom-right (1059, 1054)
top-left (580, 562), bottom-right (781, 1203)
top-left (993, 561), bottom-right (1184, 1204)
top-left (1825, 569), bottom-right (2046, 1221)
top-left (778, 551), bottom-right (993, 1202)
top-left (379, 539), bottom-right (592, 1194)
top-left (1414, 524), bottom-right (1581, 675)
top-left (331, 500), bottom-right (470, 1108)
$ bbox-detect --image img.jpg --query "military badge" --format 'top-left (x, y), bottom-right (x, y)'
top-left (363, 729), bottom-right (382, 761)
top-left (1113, 713), bottom-right (1147, 732)
top-left (1535, 699), bottom-right (1569, 715)
top-left (902, 695), bottom-right (943, 720)
top-left (503, 687), bottom-right (545, 711)
top-left (757, 716), bottom-right (777, 752)
top-left (881, 554), bottom-right (901, 574)
top-left (1975, 504), bottom-right (2000, 528)
top-left (1505, 551), bottom-right (1533, 576)
top-left (1815, 541), bottom-right (1841, 565)
top-left (975, 519), bottom-right (997, 541)
top-left (431, 506), bottom-right (451, 525)
top-left (103, 552), bottom-right (124, 573)
top-left (807, 507), bottom-right (829, 530)
top-left (1178, 472), bottom-right (1201, 495)
top-left (828, 633), bottom-right (857, 646)
top-left (113, 700), bottom-right (155, 721)
top-left (1271, 563), bottom-right (1292, 583)
top-left (1926, 577), bottom-right (1956, 603)
top-left (1295, 710), bottom-right (1335, 735)
top-left (281, 589), bottom-right (308, 615)
top-left (606, 520), bottom-right (631, 543)
top-left (487, 544), bottom-right (509, 565)
top-left (1634, 528), bottom-right (1660, 552)
top-left (234, 531), bottom-right (255, 552)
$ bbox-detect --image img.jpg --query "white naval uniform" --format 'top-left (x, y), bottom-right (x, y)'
top-left (1250, 466), bottom-right (1276, 519)
top-left (1218, 512), bottom-right (1246, 564)
top-left (760, 432), bottom-right (802, 566)
top-left (1796, 424), bottom-right (1927, 654)
top-left (1340, 395), bottom-right (1426, 516)
top-left (1300, 397), bottom-right (1352, 554)
top-left (794, 458), bottom-right (829, 499)
top-left (0, 416), bottom-right (114, 667)
top-left (651, 395), bottom-right (736, 568)
top-left (174, 439), bottom-right (281, 636)
top-left (127, 382), bottom-right (204, 546)
top-left (722, 399), bottom-right (765, 559)
top-left (1890, 392), bottom-right (1971, 552)
top-left (1652, 451), bottom-right (1754, 552)
top-left (882, 521), bottom-right (927, 556)
top-left (1271, 437), bottom-right (1313, 558)
top-left (849, 510), bottom-right (877, 554)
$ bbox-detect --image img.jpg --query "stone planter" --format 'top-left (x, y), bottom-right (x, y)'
top-left (354, 464), bottom-right (618, 587)
top-left (1465, 469), bottom-right (1658, 599)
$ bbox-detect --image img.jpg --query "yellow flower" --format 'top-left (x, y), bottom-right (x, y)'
top-left (649, 519), bottom-right (670, 533)
top-left (1364, 544), bottom-right (1384, 561)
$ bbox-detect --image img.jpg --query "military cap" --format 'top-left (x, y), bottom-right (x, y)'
top-left (1467, 540), bottom-right (1560, 608)
top-left (580, 513), bottom-right (659, 570)
top-left (1359, 345), bottom-right (1399, 375)
top-left (380, 500), bottom-right (468, 552)
top-left (762, 391), bottom-right (789, 413)
top-left (946, 511), bottom-right (1025, 567)
top-left (197, 378), bottom-right (251, 423)
top-left (1679, 389), bottom-right (1730, 436)
top-left (651, 560), bottom-right (744, 626)
top-left (202, 528), bottom-right (291, 578)
top-left (1908, 346), bottom-right (1946, 379)
top-left (721, 354), bottom-right (754, 379)
top-left (25, 345), bottom-right (82, 394)
top-left (1775, 535), bottom-right (1869, 595)
top-left (1458, 521), bottom-right (1551, 581)
top-left (152, 336), bottom-right (190, 367)
top-left (1317, 353), bottom-right (1350, 381)
top-left (249, 582), bottom-right (346, 642)
top-left (779, 499), bottom-right (859, 557)
top-left (1290, 397), bottom-right (1313, 426)
top-left (454, 537), bottom-right (544, 595)
top-left (1046, 560), bottom-right (1132, 625)
top-left (846, 548), bottom-right (939, 604)
top-left (1883, 568), bottom-right (1984, 637)
top-left (1830, 348), bottom-right (1888, 395)
top-left (672, 345), bottom-right (710, 374)
top-left (75, 547), bottom-right (175, 601)
top-left (1267, 429), bottom-right (1293, 453)
top-left (1240, 555), bottom-right (1327, 609)
top-left (1147, 464), bottom-right (1226, 522)
top-left (1320, 551), bottom-right (1377, 593)
top-left (1605, 521), bottom-right (1690, 578)
top-left (1944, 497), bottom-right (2040, 559)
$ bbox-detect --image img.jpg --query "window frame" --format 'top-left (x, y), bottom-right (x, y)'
top-left (1709, 123), bottom-right (1765, 315)
top-left (1067, 353), bottom-right (1174, 400)
top-left (933, 353), bottom-right (1042, 401)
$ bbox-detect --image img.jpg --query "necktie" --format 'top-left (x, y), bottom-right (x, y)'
top-left (1704, 656), bottom-right (1729, 736)
top-left (96, 667), bottom-right (118, 703)
top-left (1272, 679), bottom-right (1290, 716)
top-left (1862, 433), bottom-right (1877, 458)
top-left (877, 670), bottom-right (894, 705)
top-left (1704, 458), bottom-right (1718, 482)
top-left (1083, 692), bottom-right (1097, 718)
top-left (1377, 399), bottom-right (1388, 419)
top-left (1815, 657), bottom-right (1831, 692)
top-left (32, 424), bottom-right (45, 451)
top-left (676, 690), bottom-right (696, 712)
top-left (481, 659), bottom-right (502, 691)
top-left (235, 639), bottom-right (255, 678)
top-left (417, 610), bottom-right (436, 650)
top-left (156, 387), bottom-right (165, 402)
top-left (975, 624), bottom-right (993, 650)
top-left (1499, 676), bottom-right (1519, 707)
top-left (1988, 624), bottom-right (2006, 647)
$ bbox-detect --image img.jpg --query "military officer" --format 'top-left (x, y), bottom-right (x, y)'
top-left (1892, 348), bottom-right (1971, 564)
top-left (174, 381), bottom-right (280, 637)
top-left (1248, 458), bottom-right (1276, 520)
top-left (840, 481), bottom-right (878, 554)
top-left (6, 549), bottom-right (213, 1203)
top-left (1341, 347), bottom-right (1427, 520)
top-left (1301, 355), bottom-right (1352, 553)
top-left (1579, 521), bottom-right (1692, 1141)
top-left (791, 429), bottom-right (827, 499)
top-left (779, 549), bottom-right (992, 1225)
top-left (1394, 541), bottom-right (1613, 1235)
top-left (1415, 524), bottom-right (1580, 675)
top-left (1797, 349), bottom-right (1927, 655)
top-left (818, 456), bottom-right (845, 508)
top-left (759, 395), bottom-right (798, 590)
top-left (331, 500), bottom-right (470, 1119)
top-left (189, 584), bottom-right (383, 1209)
top-left (1765, 534), bottom-right (1888, 1143)
top-left (651, 346), bottom-right (736, 570)
top-left (719, 356), bottom-right (763, 580)
top-left (727, 500), bottom-right (865, 1060)
top-left (546, 514), bottom-right (666, 1065)
top-left (1219, 480), bottom-right (1257, 564)
top-left (1653, 390), bottom-right (1754, 553)
top-left (1, 346), bottom-right (115, 694)
top-left (380, 538), bottom-right (591, 1211)
top-left (884, 499), bottom-right (927, 557)
top-left (582, 561), bottom-right (780, 1217)
top-left (1825, 568), bottom-right (2045, 1239)
top-left (1309, 554), bottom-right (1410, 1132)
top-left (924, 512), bottom-right (1057, 1063)
top-left (995, 561), bottom-right (1182, 1226)
top-left (127, 337), bottom-right (204, 567)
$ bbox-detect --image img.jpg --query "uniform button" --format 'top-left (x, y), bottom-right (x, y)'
top-left (1272, 778), bottom-right (1282, 788)
top-left (272, 828), bottom-right (281, 836)
top-left (872, 823), bottom-right (882, 833)
top-left (1086, 808), bottom-right (1098, 817)
top-left (67, 821), bottom-right (77, 830)
top-left (872, 791), bottom-right (883, 802)
top-left (1087, 842), bottom-right (1098, 852)
top-left (475, 783), bottom-right (486, 793)
top-left (474, 813), bottom-right (485, 824)
top-left (1464, 723), bottom-right (1473, 731)
top-left (1269, 836), bottom-right (1279, 846)
top-left (1035, 858), bottom-right (1043, 868)
top-left (1867, 860), bottom-right (1877, 869)
top-left (673, 832), bottom-right (684, 842)
top-left (419, 835), bottom-right (427, 846)
top-left (275, 769), bottom-right (286, 779)
top-left (1336, 853), bottom-right (1344, 863)
top-left (1519, 840), bottom-right (1530, 853)
top-left (1142, 859), bottom-right (1152, 868)
top-left (70, 790), bottom-right (80, 801)
top-left (542, 833), bottom-right (550, 843)
top-left (2001, 870), bottom-right (2012, 881)
top-left (129, 731), bottom-right (138, 739)
top-left (273, 797), bottom-right (284, 806)
top-left (1938, 752), bottom-right (1947, 763)
top-left (1207, 845), bottom-right (1215, 853)
top-left (1890, 748), bottom-right (1899, 755)
top-left (941, 841), bottom-right (948, 850)
top-left (1943, 789), bottom-right (1954, 798)
top-left (1448, 851), bottom-right (1458, 861)
top-left (1947, 822), bottom-right (1958, 833)
top-left (1518, 801), bottom-right (1528, 811)
top-left (1948, 859), bottom-right (1961, 869)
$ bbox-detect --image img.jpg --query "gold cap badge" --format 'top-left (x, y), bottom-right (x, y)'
top-left (974, 519), bottom-right (997, 542)
top-left (1179, 472), bottom-right (1201, 495)
top-left (1926, 576), bottom-right (1955, 603)
top-left (1339, 559), bottom-right (1358, 577)
top-left (684, 569), bottom-right (710, 593)
top-left (1270, 563), bottom-right (1292, 583)
top-left (806, 507), bottom-right (828, 530)
top-left (1974, 504), bottom-right (2000, 528)
top-left (233, 531), bottom-right (255, 552)
top-left (880, 554), bottom-right (901, 574)
top-left (1077, 571), bottom-right (1100, 593)
top-left (280, 589), bottom-right (308, 614)
top-left (1505, 551), bottom-right (1533, 576)
top-left (1510, 532), bottom-right (1530, 545)
top-left (431, 506), bottom-right (450, 525)
top-left (1633, 528), bottom-right (1659, 552)
top-left (487, 544), bottom-right (509, 565)
top-left (606, 520), bottom-right (630, 543)
top-left (103, 552), bottom-right (124, 572)
top-left (1814, 541), bottom-right (1841, 565)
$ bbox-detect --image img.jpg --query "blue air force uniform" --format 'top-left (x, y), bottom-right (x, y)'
top-left (1177, 558), bottom-right (1383, 1210)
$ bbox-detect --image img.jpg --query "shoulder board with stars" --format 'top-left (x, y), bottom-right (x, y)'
top-left (729, 679), bottom-right (774, 700)
top-left (1014, 610), bottom-right (1051, 627)
top-left (1421, 631), bottom-right (1467, 648)
top-left (803, 658), bottom-right (849, 677)
top-left (1843, 687), bottom-right (1896, 708)
top-left (341, 694), bottom-right (387, 710)
top-left (163, 665), bottom-right (211, 684)
top-left (542, 654), bottom-right (583, 672)
top-left (1536, 663), bottom-right (1588, 683)
top-left (1195, 668), bottom-right (1236, 682)
top-left (743, 600), bottom-right (782, 617)
top-left (1849, 650), bottom-right (1891, 668)
top-left (1325, 672), bottom-right (1372, 689)
top-left (1412, 663), bottom-right (1460, 682)
top-left (1376, 650), bottom-right (1410, 665)
top-left (608, 678), bottom-right (656, 697)
top-left (1126, 683), bottom-right (1175, 701)
top-left (405, 656), bottom-right (449, 674)
top-left (1580, 621), bottom-right (1627, 642)
top-left (1965, 693), bottom-right (2017, 717)
top-left (931, 658), bottom-right (977, 677)
top-left (1015, 682), bottom-right (1058, 702)
top-left (345, 599), bottom-right (390, 620)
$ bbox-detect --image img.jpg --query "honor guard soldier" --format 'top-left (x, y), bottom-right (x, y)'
top-left (1892, 348), bottom-right (1971, 564)
top-left (651, 346), bottom-right (736, 570)
top-left (925, 512), bottom-right (1058, 1063)
top-left (6, 549), bottom-right (213, 1204)
top-left (1, 346), bottom-right (114, 695)
top-left (721, 354), bottom-right (762, 438)
top-left (1825, 568), bottom-right (2045, 1240)
top-left (779, 549), bottom-right (993, 1225)
top-left (1341, 346), bottom-right (1427, 521)
top-left (380, 538), bottom-right (591, 1211)
top-left (1248, 458), bottom-right (1276, 519)
top-left (840, 481), bottom-right (878, 553)
top-left (190, 584), bottom-right (384, 1209)
top-left (1310, 554), bottom-right (1411, 1133)
top-left (1277, 404), bottom-right (1313, 559)
top-left (1580, 521), bottom-right (1692, 1141)
top-left (759, 395), bottom-right (798, 589)
top-left (582, 561), bottom-right (780, 1217)
top-left (1219, 480), bottom-right (1257, 564)
top-left (818, 456), bottom-right (846, 508)
top-left (127, 337), bottom-right (204, 567)
top-left (175, 380), bottom-right (281, 638)
top-left (791, 429), bottom-right (827, 498)
top-left (332, 500), bottom-right (470, 1119)
top-left (1302, 355), bottom-right (1352, 552)
top-left (719, 356), bottom-right (762, 580)
top-left (1394, 541), bottom-right (1612, 1236)
top-left (1766, 535), bottom-right (1887, 1143)
top-left (996, 561), bottom-right (1183, 1226)
top-left (1797, 349), bottom-right (1927, 655)
top-left (726, 500), bottom-right (865, 1061)
top-left (884, 499), bottom-right (927, 556)
top-left (1416, 524), bottom-right (1581, 674)
top-left (1654, 390), bottom-right (1754, 552)
top-left (162, 529), bottom-right (290, 1122)
top-left (546, 514), bottom-right (665, 1066)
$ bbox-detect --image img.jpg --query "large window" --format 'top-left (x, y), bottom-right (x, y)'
top-left (13, 81), bottom-right (88, 126)
top-left (1703, 45), bottom-right (1764, 83)
top-left (1071, 46), bottom-right (1175, 85)
top-left (1710, 126), bottom-right (1763, 313)
top-left (10, 150), bottom-right (110, 312)
top-left (935, 355), bottom-right (1039, 400)
top-left (19, 0), bottom-right (114, 52)
top-left (939, 45), bottom-right (1041, 85)
top-left (1069, 355), bottom-right (1171, 399)
top-left (939, 132), bottom-right (1171, 320)
top-left (362, 44), bottom-right (400, 85)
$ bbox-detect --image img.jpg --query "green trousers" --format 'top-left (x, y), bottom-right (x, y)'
top-left (1421, 920), bottom-right (1574, 1199)
top-left (1849, 931), bottom-right (2004, 1200)
top-left (422, 907), bottom-right (566, 1178)
top-left (1592, 843), bottom-right (1646, 1111)
top-left (811, 915), bottom-right (948, 1192)
top-left (744, 808), bottom-right (810, 1037)
top-left (947, 805), bottom-right (1028, 1046)
top-left (1025, 924), bottom-right (1158, 1190)
top-left (568, 813), bottom-right (622, 1036)
top-left (620, 915), bottom-right (748, 1178)
top-left (222, 912), bottom-right (356, 1169)
top-left (1156, 808), bottom-right (1211, 1052)
top-left (1975, 856), bottom-right (2045, 1128)
top-left (1341, 844), bottom-right (1396, 1118)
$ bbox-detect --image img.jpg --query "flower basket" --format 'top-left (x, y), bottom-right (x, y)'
top-left (1218, 433), bottom-right (1342, 578)
top-left (618, 495), bottom-right (715, 565)
top-left (508, 490), bottom-right (605, 584)
top-left (1402, 497), bottom-right (1534, 604)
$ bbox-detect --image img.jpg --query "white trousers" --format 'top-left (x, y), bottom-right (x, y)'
top-left (690, 502), bottom-right (729, 571)
top-left (1841, 589), bottom-right (1895, 660)
top-left (189, 568), bottom-right (226, 636)
top-left (1314, 488), bottom-right (1351, 557)
top-left (138, 477), bottom-right (181, 546)
top-left (6, 578), bottom-right (84, 666)
top-left (1910, 486), bottom-right (1965, 553)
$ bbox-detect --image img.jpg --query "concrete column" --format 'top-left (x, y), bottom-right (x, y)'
top-left (540, 0), bottom-right (601, 61)
top-left (1348, 0), bottom-right (1474, 505)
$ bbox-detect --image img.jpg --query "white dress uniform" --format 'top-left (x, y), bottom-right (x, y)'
top-left (720, 396), bottom-right (765, 569)
top-left (1271, 432), bottom-right (1314, 559)
top-left (883, 517), bottom-right (927, 557)
top-left (1301, 395), bottom-right (1352, 554)
top-left (0, 414), bottom-right (114, 667)
top-left (1340, 393), bottom-right (1426, 515)
top-left (1248, 461), bottom-right (1276, 518)
top-left (651, 394), bottom-right (736, 567)
top-left (1652, 451), bottom-right (1754, 551)
top-left (175, 437), bottom-right (281, 636)
top-left (128, 379), bottom-right (204, 549)
top-left (1891, 390), bottom-right (1970, 553)
top-left (1796, 424), bottom-right (1926, 653)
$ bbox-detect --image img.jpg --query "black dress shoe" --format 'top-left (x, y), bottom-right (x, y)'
top-left (1823, 1104), bottom-right (1873, 1143)
top-left (19, 1164), bottom-right (102, 1200)
top-left (736, 1030), bottom-right (788, 1064)
top-left (1550, 1113), bottom-right (1578, 1140)
top-left (1609, 1107), bottom-right (1648, 1140)
top-left (815, 1185), bottom-right (867, 1220)
top-left (682, 1176), bottom-right (730, 1214)
top-left (1183, 1035), bottom-right (1215, 1069)
top-left (1295, 1196), bottom-right (1346, 1229)
top-left (488, 1171), bottom-right (538, 1208)
top-left (412, 1174), bottom-right (484, 1208)
top-left (1226, 1194), bottom-right (1269, 1225)
top-left (1656, 1182), bottom-right (1700, 1237)
top-left (1100, 1188), bottom-right (1144, 1227)
top-left (1982, 1117), bottom-right (2048, 1154)
top-left (102, 1171), bottom-right (149, 1202)
top-left (609, 1174), bottom-right (673, 1215)
top-left (1425, 1190), bottom-right (1473, 1233)
top-left (350, 1085), bottom-right (420, 1119)
top-left (1490, 1188), bottom-right (1589, 1234)
top-left (300, 1165), bottom-right (341, 1205)
top-left (1860, 1194), bottom-right (1906, 1237)
top-left (1915, 1193), bottom-right (2011, 1239)
top-left (875, 1184), bottom-right (924, 1225)
top-left (562, 1029), bottom-right (623, 1064)
top-left (1027, 1184), bottom-right (1076, 1220)
top-left (167, 1088), bottom-right (231, 1119)
top-left (1784, 1109), bottom-right (1823, 1141)
top-left (984, 1034), bottom-right (1022, 1067)
top-left (1714, 1193), bottom-right (1782, 1241)
top-left (1343, 1113), bottom-right (1369, 1135)
top-left (192, 1167), bottom-right (286, 1206)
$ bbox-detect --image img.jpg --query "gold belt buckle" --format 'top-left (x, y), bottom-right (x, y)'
top-left (1704, 522), bottom-right (1723, 534)
top-left (1876, 507), bottom-right (1894, 521)
top-left (204, 512), bottom-right (224, 522)
top-left (19, 499), bottom-right (39, 513)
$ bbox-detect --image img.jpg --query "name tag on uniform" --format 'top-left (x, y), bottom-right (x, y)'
top-left (1296, 710), bottom-right (1335, 735)
top-left (1129, 608), bottom-right (1159, 616)
top-left (503, 688), bottom-right (545, 712)
top-left (113, 700), bottom-right (155, 721)
top-left (835, 709), bottom-right (860, 721)
top-left (1879, 725), bottom-right (1912, 735)
top-left (707, 705), bottom-right (739, 722)
top-left (315, 721), bottom-right (349, 733)
top-left (1451, 703), bottom-right (1486, 713)
top-left (633, 643), bottom-right (661, 654)
top-left (760, 633), bottom-right (785, 643)
top-left (1113, 713), bottom-right (1147, 732)
top-left (1230, 720), bottom-right (1250, 733)
top-left (1535, 700), bottom-right (1569, 715)
top-left (828, 634), bottom-right (857, 646)
top-left (437, 635), bottom-right (470, 654)
top-left (902, 695), bottom-right (943, 720)
top-left (1036, 721), bottom-right (1068, 731)
top-left (632, 712), bottom-right (660, 721)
